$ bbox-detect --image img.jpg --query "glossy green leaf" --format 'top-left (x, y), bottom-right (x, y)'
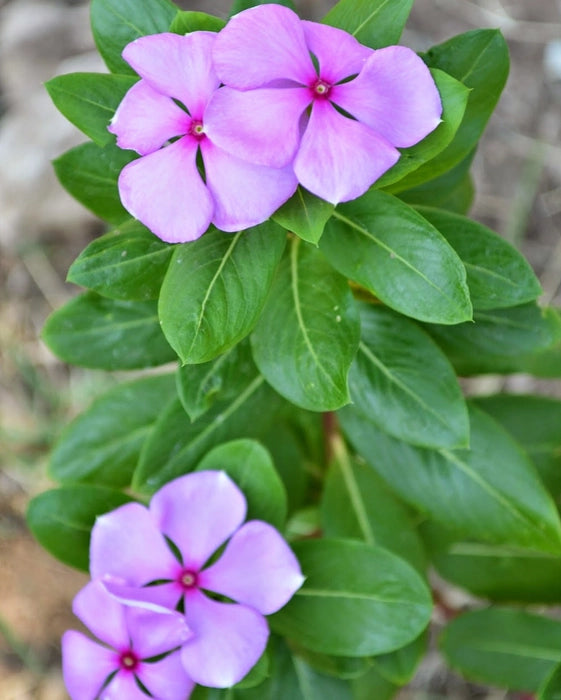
top-left (323, 0), bottom-right (413, 48)
top-left (251, 237), bottom-right (360, 411)
top-left (539, 663), bottom-right (561, 700)
top-left (371, 632), bottom-right (427, 686)
top-left (53, 142), bottom-right (136, 224)
top-left (352, 665), bottom-right (399, 700)
top-left (340, 403), bottom-right (561, 554)
top-left (271, 539), bottom-right (432, 656)
top-left (170, 11), bottom-right (225, 34)
top-left (159, 223), bottom-right (286, 364)
top-left (272, 187), bottom-right (335, 245)
top-left (91, 0), bottom-right (177, 74)
top-left (195, 439), bottom-right (287, 529)
top-left (417, 207), bottom-right (541, 309)
top-left (321, 453), bottom-right (426, 573)
top-left (67, 220), bottom-right (173, 301)
top-left (49, 374), bottom-right (175, 488)
top-left (320, 190), bottom-right (472, 324)
top-left (27, 485), bottom-right (133, 571)
top-left (229, 0), bottom-right (295, 14)
top-left (42, 292), bottom-right (176, 370)
top-left (349, 304), bottom-right (468, 448)
top-left (440, 608), bottom-right (561, 691)
top-left (287, 646), bottom-right (370, 681)
top-left (45, 72), bottom-right (137, 146)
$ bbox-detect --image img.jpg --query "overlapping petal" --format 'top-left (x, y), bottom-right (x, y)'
top-left (202, 140), bottom-right (297, 232)
top-left (302, 21), bottom-right (373, 84)
top-left (62, 631), bottom-right (117, 700)
top-left (101, 672), bottom-right (150, 700)
top-left (117, 136), bottom-right (213, 243)
top-left (294, 100), bottom-right (400, 203)
top-left (199, 520), bottom-right (305, 615)
top-left (72, 580), bottom-right (129, 650)
top-left (125, 606), bottom-right (192, 659)
top-left (136, 651), bottom-right (194, 700)
top-left (213, 4), bottom-right (314, 88)
top-left (150, 471), bottom-right (247, 570)
top-left (104, 579), bottom-right (183, 613)
top-left (122, 32), bottom-right (220, 117)
top-left (181, 590), bottom-right (269, 687)
top-left (332, 46), bottom-right (442, 148)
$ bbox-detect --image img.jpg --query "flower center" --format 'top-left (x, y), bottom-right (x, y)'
top-left (312, 79), bottom-right (331, 99)
top-left (189, 119), bottom-right (205, 140)
top-left (119, 650), bottom-right (139, 672)
top-left (178, 569), bottom-right (199, 591)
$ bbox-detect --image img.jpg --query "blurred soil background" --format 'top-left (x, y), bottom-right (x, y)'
top-left (0, 0), bottom-right (560, 697)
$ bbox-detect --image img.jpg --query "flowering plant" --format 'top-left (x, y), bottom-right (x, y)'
top-left (28, 0), bottom-right (561, 697)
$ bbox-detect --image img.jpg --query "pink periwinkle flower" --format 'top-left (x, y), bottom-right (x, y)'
top-left (109, 32), bottom-right (298, 243)
top-left (62, 579), bottom-right (193, 700)
top-left (89, 470), bottom-right (305, 688)
top-left (206, 4), bottom-right (443, 204)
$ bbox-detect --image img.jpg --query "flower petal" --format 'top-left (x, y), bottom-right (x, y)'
top-left (181, 590), bottom-right (269, 687)
top-left (122, 32), bottom-right (219, 116)
top-left (125, 606), bottom-right (192, 658)
top-left (199, 520), bottom-right (305, 615)
top-left (294, 100), bottom-right (400, 203)
top-left (331, 46), bottom-right (442, 148)
top-left (72, 580), bottom-right (129, 650)
top-left (213, 4), bottom-right (314, 88)
top-left (90, 502), bottom-right (178, 585)
top-left (108, 80), bottom-right (191, 156)
top-left (117, 136), bottom-right (214, 243)
top-left (62, 630), bottom-right (116, 700)
top-left (201, 140), bottom-right (297, 232)
top-left (104, 579), bottom-right (183, 614)
top-left (137, 650), bottom-right (195, 700)
top-left (302, 20), bottom-right (373, 84)
top-left (204, 86), bottom-right (309, 167)
top-left (150, 471), bottom-right (247, 570)
top-left (100, 671), bottom-right (150, 700)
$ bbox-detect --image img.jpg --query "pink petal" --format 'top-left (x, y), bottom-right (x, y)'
top-left (201, 140), bottom-right (297, 232)
top-left (150, 471), bottom-right (247, 570)
top-left (125, 606), bottom-right (192, 658)
top-left (117, 136), bottom-right (214, 243)
top-left (302, 21), bottom-right (373, 84)
top-left (104, 579), bottom-right (183, 614)
top-left (72, 580), bottom-right (129, 650)
top-left (100, 671), bottom-right (150, 700)
top-left (294, 100), bottom-right (400, 204)
top-left (204, 86), bottom-right (309, 168)
top-left (122, 33), bottom-right (220, 117)
top-left (137, 650), bottom-right (195, 700)
top-left (213, 4), bottom-right (315, 88)
top-left (90, 502), bottom-right (178, 585)
top-left (62, 630), bottom-right (117, 700)
top-left (199, 521), bottom-right (305, 615)
top-left (108, 80), bottom-right (191, 156)
top-left (331, 46), bottom-right (442, 148)
top-left (181, 590), bottom-right (269, 687)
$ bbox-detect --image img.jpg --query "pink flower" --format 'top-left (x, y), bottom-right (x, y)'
top-left (89, 471), bottom-right (304, 688)
top-left (206, 4), bottom-right (442, 204)
top-left (62, 580), bottom-right (193, 700)
top-left (109, 32), bottom-right (297, 243)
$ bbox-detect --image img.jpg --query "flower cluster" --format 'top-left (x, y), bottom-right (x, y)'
top-left (109, 3), bottom-right (442, 243)
top-left (62, 470), bottom-right (304, 700)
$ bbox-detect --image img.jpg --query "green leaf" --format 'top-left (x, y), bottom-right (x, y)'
top-left (540, 663), bottom-right (561, 700)
top-left (321, 452), bottom-right (426, 573)
top-left (170, 11), bottom-right (226, 34)
top-left (376, 69), bottom-right (470, 190)
top-left (426, 304), bottom-right (561, 375)
top-left (91, 0), bottom-right (177, 74)
top-left (417, 207), bottom-right (542, 309)
top-left (251, 237), bottom-right (360, 411)
top-left (133, 374), bottom-right (281, 493)
top-left (195, 439), bottom-right (287, 529)
top-left (287, 646), bottom-right (370, 680)
top-left (53, 142), bottom-right (136, 225)
top-left (45, 72), bottom-right (137, 146)
top-left (394, 29), bottom-right (509, 190)
top-left (27, 485), bottom-right (133, 571)
top-left (270, 539), bottom-right (432, 657)
top-left (49, 374), bottom-right (175, 488)
top-left (42, 292), bottom-right (176, 370)
top-left (474, 394), bottom-right (561, 498)
top-left (349, 304), bottom-right (468, 448)
top-left (229, 0), bottom-right (295, 15)
top-left (159, 223), bottom-right (286, 364)
top-left (371, 632), bottom-right (427, 686)
top-left (320, 190), bottom-right (472, 324)
top-left (352, 665), bottom-right (399, 700)
top-left (272, 187), bottom-right (335, 245)
top-left (340, 403), bottom-right (561, 554)
top-left (67, 220), bottom-right (173, 301)
top-left (323, 0), bottom-right (414, 48)
top-left (440, 608), bottom-right (561, 691)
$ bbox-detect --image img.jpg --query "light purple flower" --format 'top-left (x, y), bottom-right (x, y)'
top-left (205, 4), bottom-right (442, 204)
top-left (62, 579), bottom-right (193, 700)
top-left (90, 470), bottom-right (304, 688)
top-left (109, 32), bottom-right (297, 243)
